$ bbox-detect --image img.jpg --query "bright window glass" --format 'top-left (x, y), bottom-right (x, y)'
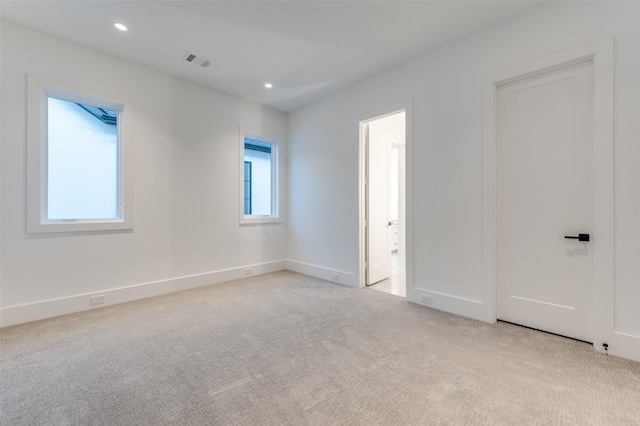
top-left (243, 161), bottom-right (252, 215)
top-left (244, 138), bottom-right (273, 216)
top-left (47, 97), bottom-right (119, 220)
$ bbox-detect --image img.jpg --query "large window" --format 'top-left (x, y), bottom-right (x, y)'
top-left (240, 132), bottom-right (281, 224)
top-left (27, 76), bottom-right (133, 233)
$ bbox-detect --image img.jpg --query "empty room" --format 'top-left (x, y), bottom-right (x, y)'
top-left (1, 1), bottom-right (639, 424)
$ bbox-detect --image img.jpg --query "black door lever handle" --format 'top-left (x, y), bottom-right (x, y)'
top-left (565, 233), bottom-right (590, 242)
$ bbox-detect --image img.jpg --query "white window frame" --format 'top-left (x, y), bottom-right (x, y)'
top-left (27, 75), bottom-right (133, 233)
top-left (239, 130), bottom-right (282, 225)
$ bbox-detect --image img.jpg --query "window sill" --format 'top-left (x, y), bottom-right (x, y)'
top-left (27, 219), bottom-right (133, 234)
top-left (240, 216), bottom-right (283, 225)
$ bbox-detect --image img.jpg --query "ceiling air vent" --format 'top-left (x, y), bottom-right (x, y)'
top-left (183, 52), bottom-right (210, 68)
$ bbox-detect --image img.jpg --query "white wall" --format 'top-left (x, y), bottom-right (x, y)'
top-left (1, 21), bottom-right (287, 325)
top-left (287, 2), bottom-right (640, 361)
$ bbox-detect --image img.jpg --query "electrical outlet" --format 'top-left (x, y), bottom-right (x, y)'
top-left (244, 268), bottom-right (253, 276)
top-left (90, 295), bottom-right (105, 306)
top-left (331, 273), bottom-right (340, 282)
top-left (421, 295), bottom-right (433, 305)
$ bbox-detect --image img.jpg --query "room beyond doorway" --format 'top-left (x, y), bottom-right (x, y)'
top-left (360, 110), bottom-right (406, 298)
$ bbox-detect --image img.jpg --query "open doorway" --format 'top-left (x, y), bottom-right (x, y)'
top-left (360, 111), bottom-right (406, 297)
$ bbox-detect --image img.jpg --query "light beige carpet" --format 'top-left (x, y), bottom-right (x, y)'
top-left (1, 271), bottom-right (639, 425)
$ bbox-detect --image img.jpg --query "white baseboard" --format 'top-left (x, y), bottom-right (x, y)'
top-left (285, 259), bottom-right (357, 287)
top-left (408, 290), bottom-right (640, 363)
top-left (603, 331), bottom-right (640, 363)
top-left (408, 288), bottom-right (490, 323)
top-left (0, 260), bottom-right (286, 328)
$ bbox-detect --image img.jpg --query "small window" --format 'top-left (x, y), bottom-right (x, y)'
top-left (239, 132), bottom-right (281, 224)
top-left (27, 75), bottom-right (133, 233)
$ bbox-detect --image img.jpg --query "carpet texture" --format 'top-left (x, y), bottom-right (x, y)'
top-left (1, 271), bottom-right (639, 425)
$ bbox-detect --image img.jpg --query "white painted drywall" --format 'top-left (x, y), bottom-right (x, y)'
top-left (287, 2), bottom-right (640, 359)
top-left (0, 21), bottom-right (287, 323)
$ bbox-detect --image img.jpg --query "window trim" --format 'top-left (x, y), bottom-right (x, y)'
top-left (27, 74), bottom-right (133, 233)
top-left (239, 129), bottom-right (282, 225)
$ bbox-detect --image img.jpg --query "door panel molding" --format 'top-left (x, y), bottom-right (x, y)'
top-left (482, 38), bottom-right (615, 354)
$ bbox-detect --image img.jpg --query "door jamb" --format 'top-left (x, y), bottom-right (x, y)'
top-left (358, 101), bottom-right (413, 291)
top-left (482, 38), bottom-right (614, 351)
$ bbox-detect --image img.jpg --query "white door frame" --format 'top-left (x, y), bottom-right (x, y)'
top-left (482, 38), bottom-right (614, 352)
top-left (358, 100), bottom-right (413, 290)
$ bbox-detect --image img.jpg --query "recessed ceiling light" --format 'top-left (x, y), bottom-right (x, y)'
top-left (114, 23), bottom-right (128, 32)
top-left (264, 83), bottom-right (273, 89)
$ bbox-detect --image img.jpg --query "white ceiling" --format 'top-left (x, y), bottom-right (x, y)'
top-left (0, 1), bottom-right (540, 112)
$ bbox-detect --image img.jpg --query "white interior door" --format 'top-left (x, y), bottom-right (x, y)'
top-left (497, 60), bottom-right (594, 342)
top-left (366, 124), bottom-right (391, 285)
